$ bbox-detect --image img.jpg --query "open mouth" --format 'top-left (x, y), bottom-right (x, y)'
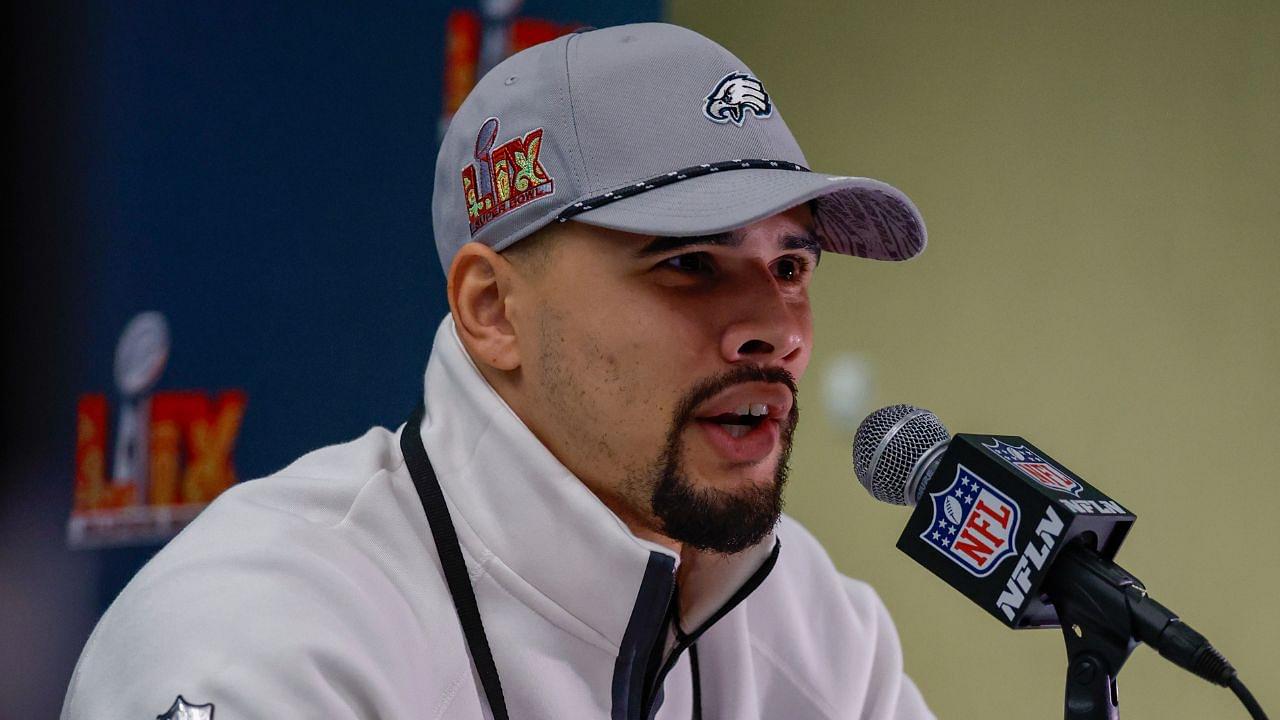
top-left (689, 385), bottom-right (792, 464)
top-left (694, 411), bottom-right (779, 464)
top-left (701, 411), bottom-right (769, 439)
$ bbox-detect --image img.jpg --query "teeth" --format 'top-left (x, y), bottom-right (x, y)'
top-left (749, 403), bottom-right (768, 417)
top-left (724, 424), bottom-right (750, 438)
top-left (734, 404), bottom-right (750, 416)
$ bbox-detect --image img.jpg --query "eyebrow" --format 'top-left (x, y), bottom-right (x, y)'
top-left (633, 230), bottom-right (823, 264)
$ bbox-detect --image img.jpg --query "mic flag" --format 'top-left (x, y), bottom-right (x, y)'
top-left (897, 434), bottom-right (1136, 629)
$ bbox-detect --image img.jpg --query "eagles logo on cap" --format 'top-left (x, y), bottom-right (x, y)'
top-left (703, 72), bottom-right (772, 126)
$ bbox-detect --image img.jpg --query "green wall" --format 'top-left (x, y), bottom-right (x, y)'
top-left (670, 2), bottom-right (1278, 716)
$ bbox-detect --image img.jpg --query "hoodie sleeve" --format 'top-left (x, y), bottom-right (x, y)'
top-left (60, 544), bottom-right (411, 719)
top-left (59, 480), bottom-right (466, 720)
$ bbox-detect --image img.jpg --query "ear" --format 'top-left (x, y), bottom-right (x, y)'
top-left (447, 242), bottom-right (524, 372)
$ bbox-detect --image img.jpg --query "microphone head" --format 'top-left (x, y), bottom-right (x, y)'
top-left (853, 404), bottom-right (952, 506)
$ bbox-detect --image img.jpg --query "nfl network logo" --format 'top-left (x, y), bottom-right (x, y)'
top-left (983, 439), bottom-right (1083, 497)
top-left (922, 464), bottom-right (1021, 577)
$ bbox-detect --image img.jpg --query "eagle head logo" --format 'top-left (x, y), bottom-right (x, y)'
top-left (703, 72), bottom-right (773, 126)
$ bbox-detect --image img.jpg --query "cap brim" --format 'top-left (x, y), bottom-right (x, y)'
top-left (568, 168), bottom-right (926, 261)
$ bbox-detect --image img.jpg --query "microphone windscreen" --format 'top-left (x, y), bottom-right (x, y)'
top-left (853, 404), bottom-right (951, 505)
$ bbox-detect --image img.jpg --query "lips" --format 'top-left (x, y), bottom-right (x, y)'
top-left (692, 382), bottom-right (794, 464)
top-left (695, 416), bottom-right (781, 464)
top-left (693, 383), bottom-right (793, 423)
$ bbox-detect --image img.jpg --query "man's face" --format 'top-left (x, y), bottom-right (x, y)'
top-left (505, 205), bottom-right (817, 554)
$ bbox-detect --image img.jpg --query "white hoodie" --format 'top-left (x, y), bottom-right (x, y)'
top-left (62, 315), bottom-right (933, 719)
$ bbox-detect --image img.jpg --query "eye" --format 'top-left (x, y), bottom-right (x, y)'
top-left (773, 255), bottom-right (812, 282)
top-left (660, 252), bottom-right (716, 276)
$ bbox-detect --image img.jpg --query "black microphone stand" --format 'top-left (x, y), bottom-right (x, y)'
top-left (1045, 537), bottom-right (1257, 720)
top-left (1045, 540), bottom-right (1144, 720)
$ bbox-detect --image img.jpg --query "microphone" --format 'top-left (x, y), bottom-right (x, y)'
top-left (851, 404), bottom-right (1240, 692)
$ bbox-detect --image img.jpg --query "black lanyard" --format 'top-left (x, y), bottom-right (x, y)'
top-left (400, 403), bottom-right (510, 720)
top-left (401, 402), bottom-right (723, 720)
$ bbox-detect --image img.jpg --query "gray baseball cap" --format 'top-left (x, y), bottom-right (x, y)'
top-left (432, 22), bottom-right (926, 276)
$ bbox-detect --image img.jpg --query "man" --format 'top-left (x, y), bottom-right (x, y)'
top-left (64, 23), bottom-right (932, 719)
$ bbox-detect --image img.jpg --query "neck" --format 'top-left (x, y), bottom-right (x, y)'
top-left (607, 505), bottom-right (704, 622)
top-left (472, 350), bottom-right (703, 613)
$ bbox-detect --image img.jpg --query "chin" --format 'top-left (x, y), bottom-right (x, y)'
top-left (696, 461), bottom-right (779, 491)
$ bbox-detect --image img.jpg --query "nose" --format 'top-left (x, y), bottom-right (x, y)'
top-left (719, 274), bottom-right (809, 368)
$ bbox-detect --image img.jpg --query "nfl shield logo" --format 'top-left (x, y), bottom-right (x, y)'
top-left (922, 464), bottom-right (1020, 577)
top-left (983, 439), bottom-right (1083, 497)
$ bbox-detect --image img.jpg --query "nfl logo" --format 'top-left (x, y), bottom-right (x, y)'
top-left (922, 464), bottom-right (1020, 577)
top-left (983, 439), bottom-right (1083, 497)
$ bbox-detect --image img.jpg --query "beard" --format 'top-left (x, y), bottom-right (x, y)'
top-left (529, 305), bottom-right (799, 554)
top-left (643, 364), bottom-right (800, 555)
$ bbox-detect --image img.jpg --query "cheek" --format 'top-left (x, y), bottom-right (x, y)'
top-left (572, 284), bottom-right (703, 370)
top-left (536, 303), bottom-right (660, 428)
top-left (554, 280), bottom-right (722, 425)
top-left (794, 302), bottom-right (815, 375)
top-left (588, 319), bottom-right (700, 440)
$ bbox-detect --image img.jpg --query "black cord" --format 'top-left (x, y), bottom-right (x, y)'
top-left (689, 642), bottom-right (702, 720)
top-left (1230, 675), bottom-right (1269, 720)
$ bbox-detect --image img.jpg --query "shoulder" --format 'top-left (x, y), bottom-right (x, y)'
top-left (740, 514), bottom-right (934, 719)
top-left (769, 515), bottom-right (887, 626)
top-left (62, 427), bottom-right (465, 719)
top-left (272, 425), bottom-right (406, 484)
top-left (751, 515), bottom-right (887, 639)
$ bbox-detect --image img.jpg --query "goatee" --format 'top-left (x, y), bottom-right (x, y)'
top-left (647, 365), bottom-right (799, 554)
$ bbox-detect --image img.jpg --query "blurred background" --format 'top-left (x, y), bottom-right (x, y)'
top-left (5, 1), bottom-right (1276, 717)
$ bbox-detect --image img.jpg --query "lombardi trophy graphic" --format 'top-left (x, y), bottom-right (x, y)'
top-left (111, 311), bottom-right (170, 502)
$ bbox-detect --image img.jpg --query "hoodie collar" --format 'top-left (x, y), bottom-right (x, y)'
top-left (414, 314), bottom-right (777, 649)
